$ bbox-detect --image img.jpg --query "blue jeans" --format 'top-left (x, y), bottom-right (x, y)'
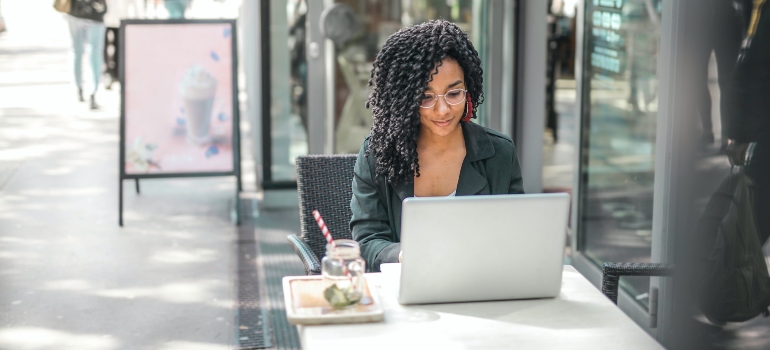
top-left (164, 0), bottom-right (191, 19)
top-left (67, 16), bottom-right (106, 95)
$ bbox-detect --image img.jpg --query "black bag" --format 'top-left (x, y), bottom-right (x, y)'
top-left (68, 0), bottom-right (107, 22)
top-left (695, 167), bottom-right (770, 324)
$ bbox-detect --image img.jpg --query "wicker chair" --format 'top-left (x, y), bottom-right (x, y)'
top-left (287, 154), bottom-right (358, 275)
top-left (601, 262), bottom-right (674, 304)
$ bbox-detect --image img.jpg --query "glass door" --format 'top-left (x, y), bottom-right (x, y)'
top-left (260, 0), bottom-right (310, 188)
top-left (572, 0), bottom-right (663, 329)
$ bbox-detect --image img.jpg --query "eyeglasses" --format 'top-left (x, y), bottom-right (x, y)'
top-left (419, 88), bottom-right (467, 109)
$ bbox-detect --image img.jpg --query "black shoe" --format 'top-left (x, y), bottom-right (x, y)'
top-left (90, 95), bottom-right (99, 110)
top-left (78, 88), bottom-right (85, 102)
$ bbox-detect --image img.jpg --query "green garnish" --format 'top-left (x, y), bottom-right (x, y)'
top-left (323, 284), bottom-right (362, 308)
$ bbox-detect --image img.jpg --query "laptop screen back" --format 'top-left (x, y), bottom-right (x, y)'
top-left (398, 193), bottom-right (570, 305)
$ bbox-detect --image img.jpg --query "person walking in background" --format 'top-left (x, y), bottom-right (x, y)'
top-left (66, 0), bottom-right (108, 110)
top-left (693, 0), bottom-right (743, 148)
top-left (161, 0), bottom-right (191, 19)
top-left (726, 0), bottom-right (770, 244)
top-left (0, 0), bottom-right (7, 33)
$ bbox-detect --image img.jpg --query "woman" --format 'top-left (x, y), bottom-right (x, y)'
top-left (351, 20), bottom-right (524, 272)
top-left (66, 0), bottom-right (108, 110)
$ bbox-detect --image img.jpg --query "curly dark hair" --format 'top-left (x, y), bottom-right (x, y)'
top-left (365, 19), bottom-right (484, 185)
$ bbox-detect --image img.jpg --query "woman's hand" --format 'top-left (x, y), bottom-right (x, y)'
top-left (726, 140), bottom-right (750, 166)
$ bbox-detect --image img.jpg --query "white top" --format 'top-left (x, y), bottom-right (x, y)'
top-left (414, 190), bottom-right (456, 198)
top-left (298, 265), bottom-right (663, 350)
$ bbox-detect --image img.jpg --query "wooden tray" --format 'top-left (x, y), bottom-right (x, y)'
top-left (282, 275), bottom-right (384, 325)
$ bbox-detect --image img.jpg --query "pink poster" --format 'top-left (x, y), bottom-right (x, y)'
top-left (122, 22), bottom-right (236, 175)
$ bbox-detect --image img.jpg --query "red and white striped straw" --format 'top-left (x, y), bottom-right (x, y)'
top-left (312, 210), bottom-right (357, 291)
top-left (312, 210), bottom-right (336, 249)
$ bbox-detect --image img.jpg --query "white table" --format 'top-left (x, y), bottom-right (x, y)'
top-left (298, 265), bottom-right (663, 350)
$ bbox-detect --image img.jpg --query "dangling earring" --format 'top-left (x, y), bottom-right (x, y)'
top-left (461, 92), bottom-right (473, 122)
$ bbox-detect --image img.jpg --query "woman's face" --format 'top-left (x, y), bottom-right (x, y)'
top-left (418, 58), bottom-right (466, 139)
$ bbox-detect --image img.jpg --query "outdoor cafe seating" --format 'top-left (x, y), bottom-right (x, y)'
top-left (284, 154), bottom-right (669, 349)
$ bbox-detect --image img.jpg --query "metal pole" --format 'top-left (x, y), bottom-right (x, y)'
top-left (119, 179), bottom-right (124, 226)
top-left (235, 176), bottom-right (241, 225)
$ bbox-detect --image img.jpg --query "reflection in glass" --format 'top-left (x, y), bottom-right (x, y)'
top-left (578, 0), bottom-right (663, 306)
top-left (682, 0), bottom-right (770, 345)
top-left (269, 0), bottom-right (309, 182)
top-left (543, 1), bottom-right (579, 194)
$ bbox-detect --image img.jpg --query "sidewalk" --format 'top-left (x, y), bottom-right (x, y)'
top-left (0, 1), bottom-right (239, 349)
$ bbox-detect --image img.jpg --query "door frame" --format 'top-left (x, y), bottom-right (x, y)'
top-left (569, 0), bottom-right (681, 342)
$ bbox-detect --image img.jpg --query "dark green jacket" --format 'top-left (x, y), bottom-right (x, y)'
top-left (350, 122), bottom-right (524, 272)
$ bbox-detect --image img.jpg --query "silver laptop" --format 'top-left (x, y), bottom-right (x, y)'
top-left (398, 193), bottom-right (570, 305)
